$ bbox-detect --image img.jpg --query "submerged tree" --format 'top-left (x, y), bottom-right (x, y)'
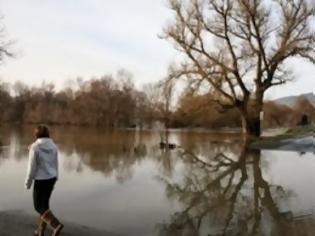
top-left (163, 0), bottom-right (315, 137)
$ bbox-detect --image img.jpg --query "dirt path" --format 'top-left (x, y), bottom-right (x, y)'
top-left (0, 211), bottom-right (121, 236)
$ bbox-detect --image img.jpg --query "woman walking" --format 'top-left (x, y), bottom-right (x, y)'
top-left (25, 125), bottom-right (64, 236)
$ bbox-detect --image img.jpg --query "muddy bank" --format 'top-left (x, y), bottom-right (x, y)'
top-left (251, 135), bottom-right (314, 153)
top-left (0, 211), bottom-right (121, 236)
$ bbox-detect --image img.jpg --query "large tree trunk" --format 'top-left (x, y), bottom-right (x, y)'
top-left (241, 115), bottom-right (261, 137)
top-left (241, 98), bottom-right (263, 138)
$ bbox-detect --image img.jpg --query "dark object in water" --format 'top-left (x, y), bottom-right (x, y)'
top-left (122, 146), bottom-right (128, 152)
top-left (159, 142), bottom-right (176, 150)
top-left (298, 114), bottom-right (309, 126)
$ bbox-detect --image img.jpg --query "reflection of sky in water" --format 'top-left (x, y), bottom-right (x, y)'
top-left (0, 126), bottom-right (314, 236)
top-left (261, 150), bottom-right (315, 212)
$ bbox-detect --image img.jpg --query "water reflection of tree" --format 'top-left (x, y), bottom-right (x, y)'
top-left (157, 143), bottom-right (294, 236)
top-left (59, 129), bottom-right (155, 183)
top-left (0, 128), bottom-right (29, 165)
top-left (0, 146), bottom-right (3, 167)
top-left (154, 146), bottom-right (177, 178)
top-left (58, 129), bottom-right (242, 185)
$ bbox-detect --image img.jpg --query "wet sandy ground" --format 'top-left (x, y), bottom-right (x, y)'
top-left (0, 211), bottom-right (121, 236)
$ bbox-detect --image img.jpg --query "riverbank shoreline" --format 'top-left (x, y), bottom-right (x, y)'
top-left (251, 125), bottom-right (314, 152)
top-left (0, 211), bottom-right (121, 236)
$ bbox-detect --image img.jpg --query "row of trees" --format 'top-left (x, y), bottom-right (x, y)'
top-left (0, 73), bottom-right (158, 127)
top-left (0, 74), bottom-right (313, 129)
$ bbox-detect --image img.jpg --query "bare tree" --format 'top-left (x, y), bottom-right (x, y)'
top-left (159, 78), bottom-right (176, 129)
top-left (142, 79), bottom-right (175, 128)
top-left (0, 18), bottom-right (14, 122)
top-left (0, 17), bottom-right (13, 65)
top-left (142, 82), bottom-right (164, 127)
top-left (163, 0), bottom-right (315, 137)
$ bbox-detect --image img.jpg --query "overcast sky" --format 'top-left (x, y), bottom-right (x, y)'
top-left (0, 0), bottom-right (314, 99)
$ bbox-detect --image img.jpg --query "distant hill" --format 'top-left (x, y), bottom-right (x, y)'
top-left (273, 93), bottom-right (315, 108)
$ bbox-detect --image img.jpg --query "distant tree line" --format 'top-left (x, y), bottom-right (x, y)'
top-left (0, 72), bottom-right (314, 129)
top-left (0, 71), bottom-right (159, 128)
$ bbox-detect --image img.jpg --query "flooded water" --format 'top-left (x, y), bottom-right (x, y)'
top-left (0, 125), bottom-right (314, 236)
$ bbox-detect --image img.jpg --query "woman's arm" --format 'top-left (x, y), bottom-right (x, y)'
top-left (24, 144), bottom-right (38, 189)
top-left (55, 149), bottom-right (59, 180)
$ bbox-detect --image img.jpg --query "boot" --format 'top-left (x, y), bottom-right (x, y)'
top-left (41, 210), bottom-right (64, 236)
top-left (34, 216), bottom-right (46, 236)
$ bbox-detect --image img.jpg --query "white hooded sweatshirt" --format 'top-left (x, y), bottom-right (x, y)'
top-left (25, 138), bottom-right (59, 189)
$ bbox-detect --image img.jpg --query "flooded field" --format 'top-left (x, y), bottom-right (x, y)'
top-left (0, 125), bottom-right (314, 236)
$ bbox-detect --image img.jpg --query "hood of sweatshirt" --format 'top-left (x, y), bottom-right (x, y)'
top-left (35, 138), bottom-right (57, 154)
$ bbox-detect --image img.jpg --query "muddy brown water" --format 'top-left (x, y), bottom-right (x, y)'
top-left (0, 125), bottom-right (314, 236)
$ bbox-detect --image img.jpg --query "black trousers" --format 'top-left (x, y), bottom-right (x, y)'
top-left (33, 178), bottom-right (57, 215)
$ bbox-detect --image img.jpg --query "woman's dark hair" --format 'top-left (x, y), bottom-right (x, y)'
top-left (34, 125), bottom-right (50, 139)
